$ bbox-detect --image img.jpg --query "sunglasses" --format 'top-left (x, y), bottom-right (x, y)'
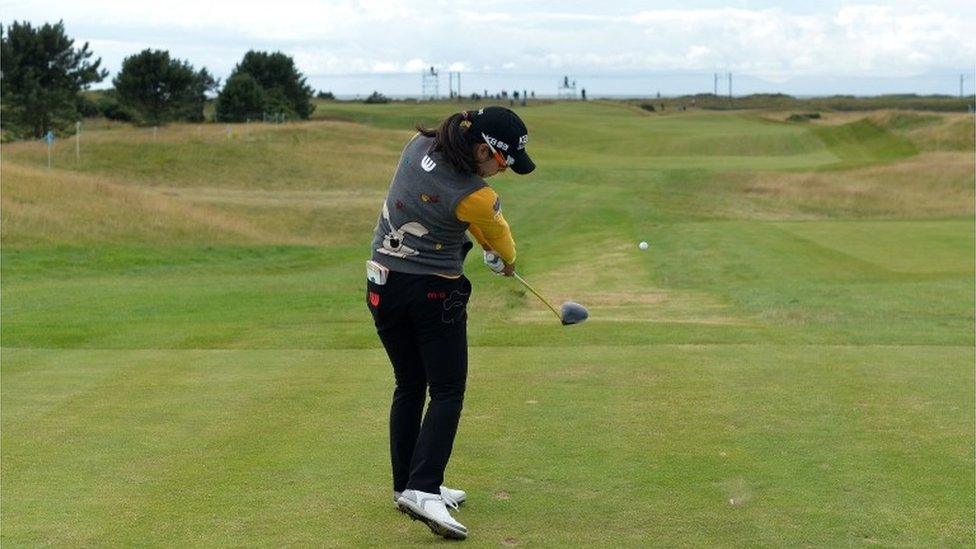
top-left (481, 132), bottom-right (512, 169)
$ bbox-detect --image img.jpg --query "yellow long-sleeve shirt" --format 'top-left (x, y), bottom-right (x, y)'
top-left (455, 187), bottom-right (516, 264)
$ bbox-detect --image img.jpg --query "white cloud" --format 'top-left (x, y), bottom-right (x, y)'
top-left (1, 0), bottom-right (972, 83)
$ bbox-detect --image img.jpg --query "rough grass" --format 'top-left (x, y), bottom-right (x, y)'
top-left (0, 164), bottom-right (390, 247)
top-left (730, 152), bottom-right (974, 219)
top-left (1, 164), bottom-right (273, 246)
top-left (2, 104), bottom-right (916, 248)
top-left (903, 116), bottom-right (975, 152)
top-left (0, 120), bottom-right (408, 190)
top-left (791, 110), bottom-right (975, 152)
top-left (872, 111), bottom-right (942, 130)
top-left (1, 103), bottom-right (973, 546)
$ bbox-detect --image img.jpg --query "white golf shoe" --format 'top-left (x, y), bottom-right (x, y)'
top-left (396, 489), bottom-right (468, 540)
top-left (439, 485), bottom-right (466, 509)
top-left (393, 486), bottom-right (467, 508)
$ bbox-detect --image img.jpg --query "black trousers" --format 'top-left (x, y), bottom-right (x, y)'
top-left (367, 271), bottom-right (472, 494)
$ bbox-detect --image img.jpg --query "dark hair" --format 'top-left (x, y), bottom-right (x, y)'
top-left (416, 112), bottom-right (478, 174)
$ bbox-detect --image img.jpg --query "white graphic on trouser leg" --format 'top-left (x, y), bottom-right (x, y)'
top-left (377, 201), bottom-right (429, 258)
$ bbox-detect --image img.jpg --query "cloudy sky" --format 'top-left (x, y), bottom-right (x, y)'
top-left (3, 0), bottom-right (974, 96)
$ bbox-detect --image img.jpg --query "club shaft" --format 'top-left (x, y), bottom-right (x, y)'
top-left (512, 272), bottom-right (562, 320)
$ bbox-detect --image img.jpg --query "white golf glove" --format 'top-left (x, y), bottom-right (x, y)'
top-left (483, 251), bottom-right (506, 275)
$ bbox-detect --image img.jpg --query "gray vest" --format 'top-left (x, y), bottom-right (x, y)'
top-left (370, 135), bottom-right (486, 276)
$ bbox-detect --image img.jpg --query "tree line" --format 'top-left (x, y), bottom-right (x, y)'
top-left (1, 20), bottom-right (321, 140)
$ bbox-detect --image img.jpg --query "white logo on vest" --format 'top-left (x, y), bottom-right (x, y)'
top-left (376, 201), bottom-right (429, 258)
top-left (421, 155), bottom-right (437, 172)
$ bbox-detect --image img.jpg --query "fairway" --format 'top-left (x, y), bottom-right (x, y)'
top-left (2, 102), bottom-right (973, 546)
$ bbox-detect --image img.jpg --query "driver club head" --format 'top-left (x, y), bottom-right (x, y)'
top-left (560, 301), bottom-right (589, 325)
top-left (511, 271), bottom-right (588, 327)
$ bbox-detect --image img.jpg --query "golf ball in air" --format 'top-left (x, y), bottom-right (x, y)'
top-left (638, 241), bottom-right (649, 250)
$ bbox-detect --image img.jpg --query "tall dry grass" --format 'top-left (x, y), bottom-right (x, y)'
top-left (735, 151), bottom-right (974, 219)
top-left (1, 164), bottom-right (299, 247)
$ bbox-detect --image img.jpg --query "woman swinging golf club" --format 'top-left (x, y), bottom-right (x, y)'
top-left (366, 106), bottom-right (534, 540)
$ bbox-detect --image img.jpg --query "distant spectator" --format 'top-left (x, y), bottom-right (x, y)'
top-left (581, 88), bottom-right (587, 101)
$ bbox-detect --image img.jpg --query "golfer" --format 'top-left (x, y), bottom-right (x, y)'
top-left (366, 106), bottom-right (534, 539)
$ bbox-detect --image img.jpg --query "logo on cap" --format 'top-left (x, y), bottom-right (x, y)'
top-left (483, 134), bottom-right (509, 151)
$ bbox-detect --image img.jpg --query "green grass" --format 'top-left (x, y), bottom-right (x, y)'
top-left (2, 102), bottom-right (973, 546)
top-left (809, 119), bottom-right (917, 167)
top-left (2, 345), bottom-right (970, 546)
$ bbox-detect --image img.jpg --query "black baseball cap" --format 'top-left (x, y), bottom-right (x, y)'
top-left (465, 106), bottom-right (535, 175)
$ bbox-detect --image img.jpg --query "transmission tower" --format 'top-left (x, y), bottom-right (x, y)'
top-left (448, 71), bottom-right (462, 99)
top-left (422, 66), bottom-right (440, 100)
top-left (557, 75), bottom-right (577, 99)
top-left (727, 72), bottom-right (733, 106)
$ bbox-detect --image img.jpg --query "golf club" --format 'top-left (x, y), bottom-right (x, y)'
top-left (512, 271), bottom-right (589, 326)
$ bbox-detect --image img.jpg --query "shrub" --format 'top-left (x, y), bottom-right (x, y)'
top-left (215, 74), bottom-right (266, 122)
top-left (113, 49), bottom-right (217, 125)
top-left (364, 91), bottom-right (389, 104)
top-left (76, 94), bottom-right (101, 118)
top-left (97, 91), bottom-right (133, 122)
top-left (228, 51), bottom-right (314, 119)
top-left (787, 113), bottom-right (821, 122)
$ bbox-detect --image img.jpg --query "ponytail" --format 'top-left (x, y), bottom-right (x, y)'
top-left (416, 111), bottom-right (478, 174)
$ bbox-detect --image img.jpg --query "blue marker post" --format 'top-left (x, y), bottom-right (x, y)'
top-left (45, 130), bottom-right (55, 169)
